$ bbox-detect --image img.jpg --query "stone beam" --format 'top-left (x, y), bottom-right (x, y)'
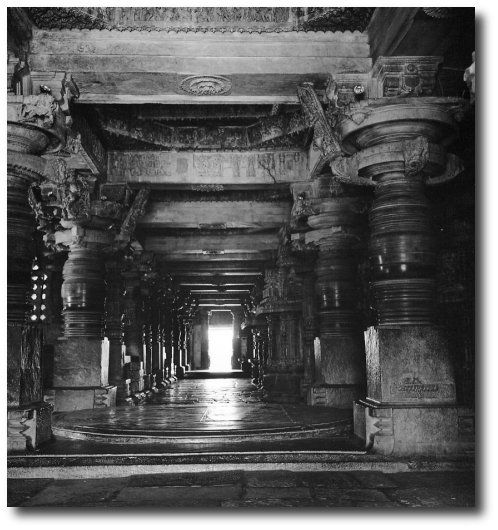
top-left (29, 29), bottom-right (371, 103)
top-left (162, 262), bottom-right (267, 273)
top-left (139, 201), bottom-right (290, 229)
top-left (156, 251), bottom-right (275, 262)
top-left (177, 275), bottom-right (261, 285)
top-left (188, 286), bottom-right (251, 293)
top-left (108, 150), bottom-right (308, 186)
top-left (144, 233), bottom-right (278, 253)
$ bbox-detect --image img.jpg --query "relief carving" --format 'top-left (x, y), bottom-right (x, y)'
top-left (18, 94), bottom-right (58, 129)
top-left (402, 136), bottom-right (429, 176)
top-left (179, 75), bottom-right (232, 96)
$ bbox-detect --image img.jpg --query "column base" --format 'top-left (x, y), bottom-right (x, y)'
top-left (7, 402), bottom-right (53, 453)
top-left (308, 383), bottom-right (364, 408)
top-left (262, 373), bottom-right (302, 403)
top-left (353, 399), bottom-right (475, 456)
top-left (176, 365), bottom-right (186, 379)
top-left (45, 386), bottom-right (117, 412)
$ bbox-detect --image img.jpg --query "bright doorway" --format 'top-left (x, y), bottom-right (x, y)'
top-left (208, 326), bottom-right (233, 372)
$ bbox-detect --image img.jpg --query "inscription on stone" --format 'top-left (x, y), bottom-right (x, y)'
top-left (390, 377), bottom-right (455, 400)
top-left (108, 150), bottom-right (307, 184)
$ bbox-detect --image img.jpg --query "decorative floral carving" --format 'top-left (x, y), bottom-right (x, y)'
top-left (26, 7), bottom-right (374, 33)
top-left (179, 75), bottom-right (232, 96)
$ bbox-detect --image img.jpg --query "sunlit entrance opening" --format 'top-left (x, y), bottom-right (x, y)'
top-left (208, 326), bottom-right (233, 372)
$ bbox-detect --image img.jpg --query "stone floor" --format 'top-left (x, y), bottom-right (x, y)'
top-left (7, 374), bottom-right (476, 509)
top-left (49, 376), bottom-right (354, 451)
top-left (8, 469), bottom-right (475, 508)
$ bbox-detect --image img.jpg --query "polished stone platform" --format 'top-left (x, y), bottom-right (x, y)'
top-left (50, 377), bottom-right (354, 451)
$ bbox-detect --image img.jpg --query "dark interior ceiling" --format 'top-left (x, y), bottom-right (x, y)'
top-left (12, 6), bottom-right (475, 311)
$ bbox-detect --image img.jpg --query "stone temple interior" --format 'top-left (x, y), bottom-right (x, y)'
top-left (7, 7), bottom-right (476, 508)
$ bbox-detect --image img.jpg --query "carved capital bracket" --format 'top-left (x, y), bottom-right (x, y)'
top-left (114, 189), bottom-right (151, 250)
top-left (297, 82), bottom-right (342, 161)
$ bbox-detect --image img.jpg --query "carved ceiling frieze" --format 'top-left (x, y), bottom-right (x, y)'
top-left (25, 7), bottom-right (375, 33)
top-left (99, 109), bottom-right (308, 151)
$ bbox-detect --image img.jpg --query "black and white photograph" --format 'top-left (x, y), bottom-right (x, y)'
top-left (5, 3), bottom-right (483, 518)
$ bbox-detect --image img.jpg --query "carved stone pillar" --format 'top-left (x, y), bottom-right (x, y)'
top-left (105, 259), bottom-right (128, 404)
top-left (184, 317), bottom-right (193, 372)
top-left (200, 309), bottom-right (210, 370)
top-left (122, 268), bottom-right (145, 396)
top-left (256, 240), bottom-right (305, 403)
top-left (140, 289), bottom-right (154, 391)
top-left (304, 176), bottom-right (368, 408)
top-left (298, 263), bottom-right (318, 398)
top-left (335, 57), bottom-right (472, 455)
top-left (49, 228), bottom-right (117, 411)
top-left (150, 292), bottom-right (163, 388)
top-left (174, 315), bottom-right (185, 379)
top-left (7, 93), bottom-right (66, 451)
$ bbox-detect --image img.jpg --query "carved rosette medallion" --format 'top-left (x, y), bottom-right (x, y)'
top-left (179, 75), bottom-right (232, 96)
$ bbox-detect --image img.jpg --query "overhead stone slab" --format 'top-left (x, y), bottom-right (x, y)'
top-left (144, 233), bottom-right (278, 253)
top-left (28, 28), bottom-right (370, 103)
top-left (108, 150), bottom-right (308, 185)
top-left (139, 201), bottom-right (290, 229)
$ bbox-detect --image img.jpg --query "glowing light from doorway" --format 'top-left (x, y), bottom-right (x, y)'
top-left (208, 326), bottom-right (233, 372)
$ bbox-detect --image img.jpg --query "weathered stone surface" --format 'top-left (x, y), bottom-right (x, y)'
top-left (364, 326), bottom-right (456, 405)
top-left (108, 150), bottom-right (308, 185)
top-left (20, 478), bottom-right (129, 507)
top-left (111, 485), bottom-right (242, 507)
top-left (53, 338), bottom-right (109, 388)
top-left (354, 401), bottom-right (474, 456)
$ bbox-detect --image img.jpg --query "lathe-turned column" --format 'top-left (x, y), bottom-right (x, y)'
top-left (299, 264), bottom-right (318, 399)
top-left (140, 289), bottom-right (154, 391)
top-left (123, 268), bottom-right (145, 397)
top-left (184, 317), bottom-right (193, 372)
top-left (336, 70), bottom-right (471, 454)
top-left (105, 259), bottom-right (128, 403)
top-left (150, 292), bottom-right (163, 388)
top-left (50, 228), bottom-right (116, 411)
top-left (7, 93), bottom-right (64, 451)
top-left (174, 315), bottom-right (186, 379)
top-left (305, 176), bottom-right (368, 408)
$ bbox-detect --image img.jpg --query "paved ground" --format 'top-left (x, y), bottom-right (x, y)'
top-left (8, 469), bottom-right (475, 508)
top-left (50, 377), bottom-right (353, 450)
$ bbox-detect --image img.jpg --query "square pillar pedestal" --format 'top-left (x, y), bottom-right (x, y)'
top-left (308, 335), bottom-right (366, 408)
top-left (354, 326), bottom-right (475, 455)
top-left (46, 337), bottom-right (116, 411)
